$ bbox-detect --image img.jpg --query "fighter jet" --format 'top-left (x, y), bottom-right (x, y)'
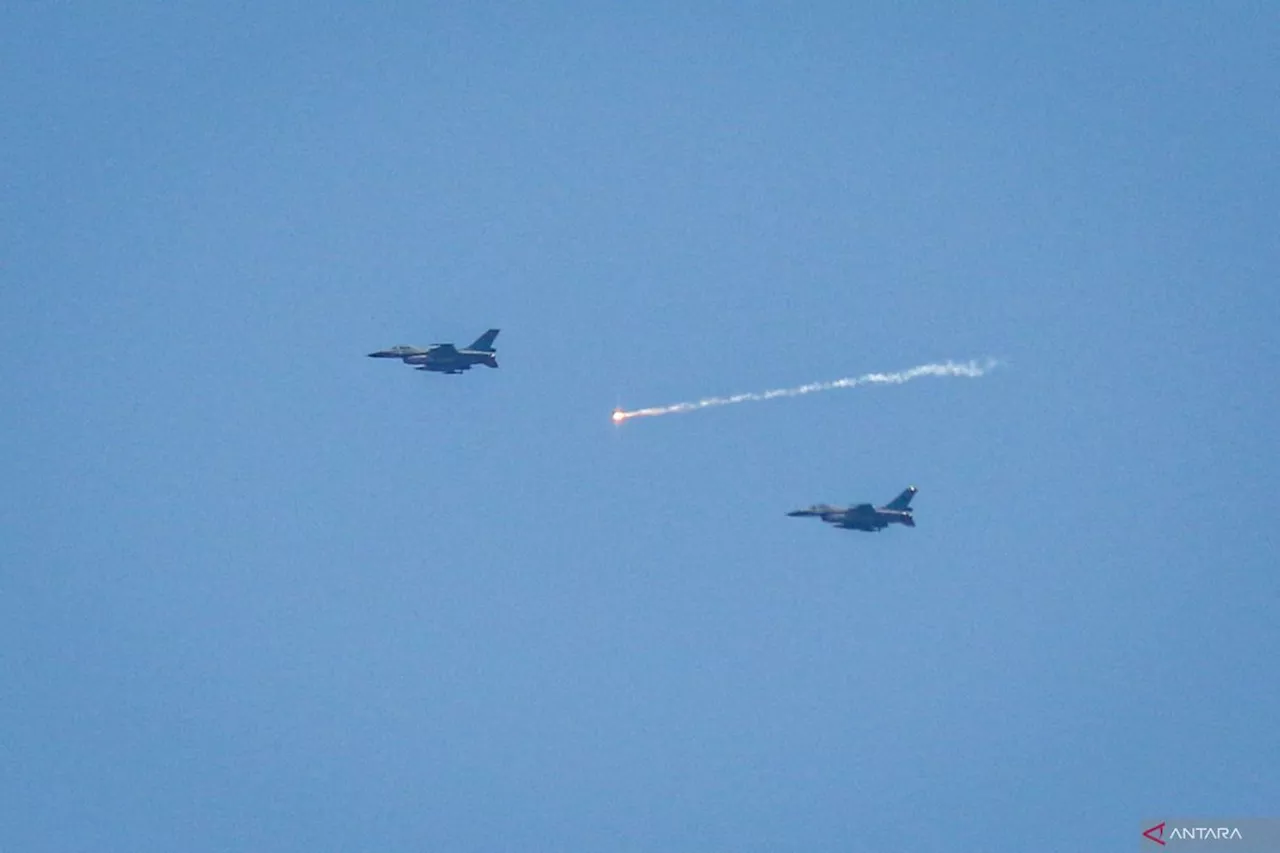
top-left (787, 486), bottom-right (918, 532)
top-left (368, 329), bottom-right (500, 375)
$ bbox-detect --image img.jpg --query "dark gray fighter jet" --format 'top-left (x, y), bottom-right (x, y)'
top-left (368, 329), bottom-right (499, 375)
top-left (787, 486), bottom-right (918, 532)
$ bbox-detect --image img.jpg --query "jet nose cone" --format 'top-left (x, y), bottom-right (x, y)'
top-left (787, 510), bottom-right (805, 517)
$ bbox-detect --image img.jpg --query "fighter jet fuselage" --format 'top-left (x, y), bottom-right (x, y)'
top-left (787, 486), bottom-right (918, 532)
top-left (368, 329), bottom-right (500, 375)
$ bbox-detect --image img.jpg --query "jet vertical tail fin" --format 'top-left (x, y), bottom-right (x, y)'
top-left (468, 329), bottom-right (500, 351)
top-left (884, 486), bottom-right (918, 511)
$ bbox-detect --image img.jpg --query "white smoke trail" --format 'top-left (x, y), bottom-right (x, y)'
top-left (612, 358), bottom-right (998, 423)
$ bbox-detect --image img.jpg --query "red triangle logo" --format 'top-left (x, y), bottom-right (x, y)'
top-left (1144, 822), bottom-right (1167, 846)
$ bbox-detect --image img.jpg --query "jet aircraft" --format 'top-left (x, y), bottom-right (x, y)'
top-left (787, 486), bottom-right (918, 532)
top-left (368, 329), bottom-right (500, 375)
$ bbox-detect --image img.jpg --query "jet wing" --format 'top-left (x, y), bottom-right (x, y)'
top-left (848, 503), bottom-right (876, 514)
top-left (430, 343), bottom-right (459, 356)
top-left (835, 516), bottom-right (878, 531)
top-left (416, 363), bottom-right (472, 372)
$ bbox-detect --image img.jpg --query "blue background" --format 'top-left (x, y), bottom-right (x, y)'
top-left (4, 4), bottom-right (1277, 851)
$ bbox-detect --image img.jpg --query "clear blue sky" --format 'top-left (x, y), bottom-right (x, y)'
top-left (3, 4), bottom-right (1277, 851)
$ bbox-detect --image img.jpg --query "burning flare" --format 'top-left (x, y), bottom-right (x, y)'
top-left (611, 358), bottom-right (997, 423)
